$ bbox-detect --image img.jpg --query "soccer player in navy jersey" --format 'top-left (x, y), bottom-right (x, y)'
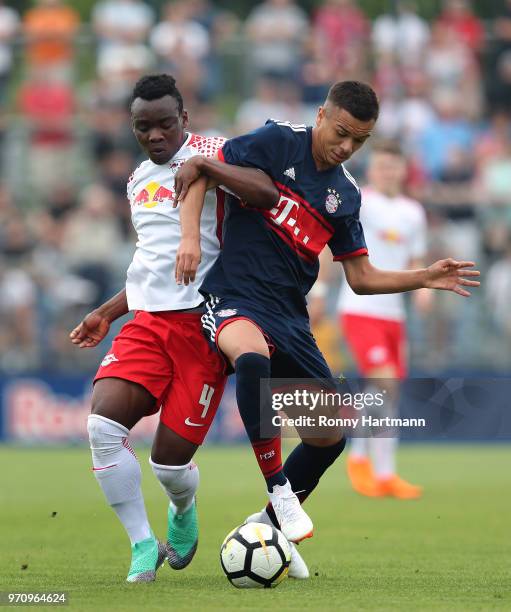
top-left (174, 81), bottom-right (480, 576)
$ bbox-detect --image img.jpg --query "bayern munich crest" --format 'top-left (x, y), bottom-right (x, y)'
top-left (325, 188), bottom-right (341, 213)
top-left (216, 309), bottom-right (238, 317)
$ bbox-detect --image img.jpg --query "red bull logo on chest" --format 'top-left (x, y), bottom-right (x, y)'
top-left (133, 181), bottom-right (175, 208)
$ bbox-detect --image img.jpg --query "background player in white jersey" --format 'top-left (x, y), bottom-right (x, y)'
top-left (69, 74), bottom-right (279, 582)
top-left (333, 140), bottom-right (429, 498)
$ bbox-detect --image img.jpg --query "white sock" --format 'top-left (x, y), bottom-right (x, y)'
top-left (87, 414), bottom-right (152, 544)
top-left (149, 459), bottom-right (199, 514)
top-left (369, 437), bottom-right (397, 479)
top-left (349, 436), bottom-right (368, 459)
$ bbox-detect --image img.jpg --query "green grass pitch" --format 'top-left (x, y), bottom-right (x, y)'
top-left (1, 444), bottom-right (510, 611)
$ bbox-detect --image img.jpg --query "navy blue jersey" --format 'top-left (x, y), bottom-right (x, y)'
top-left (201, 120), bottom-right (368, 318)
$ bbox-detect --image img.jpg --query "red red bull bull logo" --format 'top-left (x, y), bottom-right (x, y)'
top-left (133, 181), bottom-right (175, 208)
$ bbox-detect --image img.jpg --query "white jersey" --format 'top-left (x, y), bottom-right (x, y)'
top-left (337, 186), bottom-right (427, 321)
top-left (126, 132), bottom-right (226, 311)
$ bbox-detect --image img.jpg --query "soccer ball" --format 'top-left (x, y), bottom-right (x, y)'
top-left (220, 522), bottom-right (291, 588)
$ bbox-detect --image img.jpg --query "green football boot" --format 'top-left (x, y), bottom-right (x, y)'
top-left (126, 533), bottom-right (167, 583)
top-left (166, 500), bottom-right (199, 570)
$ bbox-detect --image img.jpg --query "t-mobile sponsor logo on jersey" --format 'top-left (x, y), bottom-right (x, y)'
top-left (269, 195), bottom-right (310, 245)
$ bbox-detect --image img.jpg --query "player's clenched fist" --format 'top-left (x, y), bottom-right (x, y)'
top-left (175, 237), bottom-right (201, 285)
top-left (424, 258), bottom-right (481, 297)
top-left (69, 310), bottom-right (111, 348)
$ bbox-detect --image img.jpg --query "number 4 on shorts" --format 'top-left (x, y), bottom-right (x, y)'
top-left (199, 384), bottom-right (215, 418)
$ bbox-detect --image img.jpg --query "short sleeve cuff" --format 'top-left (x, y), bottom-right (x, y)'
top-left (333, 248), bottom-right (368, 262)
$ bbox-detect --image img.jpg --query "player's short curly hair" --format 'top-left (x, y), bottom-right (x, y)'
top-left (131, 74), bottom-right (184, 115)
top-left (326, 81), bottom-right (379, 122)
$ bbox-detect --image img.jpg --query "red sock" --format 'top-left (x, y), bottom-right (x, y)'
top-left (251, 437), bottom-right (286, 489)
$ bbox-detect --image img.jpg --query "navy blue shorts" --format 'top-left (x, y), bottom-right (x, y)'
top-left (201, 294), bottom-right (333, 379)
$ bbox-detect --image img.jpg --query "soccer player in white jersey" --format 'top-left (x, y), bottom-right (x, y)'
top-left (69, 74), bottom-right (279, 582)
top-left (337, 140), bottom-right (429, 499)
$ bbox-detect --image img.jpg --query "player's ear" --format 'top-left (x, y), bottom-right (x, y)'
top-left (316, 106), bottom-right (325, 127)
top-left (181, 109), bottom-right (189, 129)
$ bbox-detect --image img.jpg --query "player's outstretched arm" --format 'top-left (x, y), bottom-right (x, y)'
top-left (174, 154), bottom-right (279, 210)
top-left (342, 256), bottom-right (480, 297)
top-left (176, 175), bottom-right (209, 286)
top-left (69, 289), bottom-right (129, 348)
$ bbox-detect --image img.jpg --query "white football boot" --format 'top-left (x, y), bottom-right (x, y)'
top-left (268, 480), bottom-right (313, 543)
top-left (245, 509), bottom-right (310, 579)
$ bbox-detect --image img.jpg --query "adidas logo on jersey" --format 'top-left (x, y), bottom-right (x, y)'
top-left (284, 167), bottom-right (296, 180)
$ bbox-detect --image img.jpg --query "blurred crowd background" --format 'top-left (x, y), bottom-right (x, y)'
top-left (0, 0), bottom-right (510, 375)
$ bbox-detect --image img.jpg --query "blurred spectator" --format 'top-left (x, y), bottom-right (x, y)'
top-left (151, 2), bottom-right (210, 65)
top-left (61, 183), bottom-right (126, 306)
top-left (399, 76), bottom-right (437, 154)
top-left (187, 0), bottom-right (238, 44)
top-left (236, 77), bottom-right (305, 134)
top-left (150, 1), bottom-right (209, 101)
top-left (235, 77), bottom-right (287, 133)
top-left (95, 146), bottom-right (137, 238)
top-left (93, 0), bottom-right (154, 89)
top-left (0, 0), bottom-right (19, 105)
top-left (377, 72), bottom-right (436, 155)
top-left (424, 22), bottom-right (480, 107)
top-left (86, 100), bottom-right (136, 162)
top-left (97, 146), bottom-right (135, 196)
top-left (299, 35), bottom-right (334, 109)
top-left (245, 0), bottom-right (309, 80)
top-left (486, 240), bottom-right (511, 338)
top-left (474, 110), bottom-right (511, 166)
top-left (30, 208), bottom-right (95, 310)
top-left (18, 70), bottom-right (75, 196)
top-left (421, 137), bottom-right (481, 365)
top-left (494, 0), bottom-right (511, 47)
top-left (92, 0), bottom-right (154, 55)
top-left (0, 264), bottom-right (37, 370)
top-left (185, 0), bottom-right (238, 100)
top-left (436, 0), bottom-right (484, 54)
top-left (187, 102), bottom-right (227, 137)
top-left (0, 190), bottom-right (37, 368)
top-left (0, 184), bottom-right (17, 242)
top-left (44, 183), bottom-right (77, 221)
top-left (372, 52), bottom-right (403, 101)
top-left (372, 1), bottom-right (430, 67)
top-left (1, 213), bottom-right (34, 265)
top-left (23, 0), bottom-right (79, 79)
top-left (487, 48), bottom-right (511, 113)
top-left (487, 0), bottom-right (511, 112)
top-left (96, 43), bottom-right (154, 95)
top-left (419, 89), bottom-right (477, 181)
top-left (314, 0), bottom-right (369, 77)
top-left (477, 120), bottom-right (511, 258)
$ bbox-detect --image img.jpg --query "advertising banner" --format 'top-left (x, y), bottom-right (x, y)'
top-left (1, 375), bottom-right (510, 443)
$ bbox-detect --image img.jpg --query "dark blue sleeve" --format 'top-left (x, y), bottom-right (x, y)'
top-left (220, 121), bottom-right (291, 179)
top-left (328, 205), bottom-right (368, 261)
